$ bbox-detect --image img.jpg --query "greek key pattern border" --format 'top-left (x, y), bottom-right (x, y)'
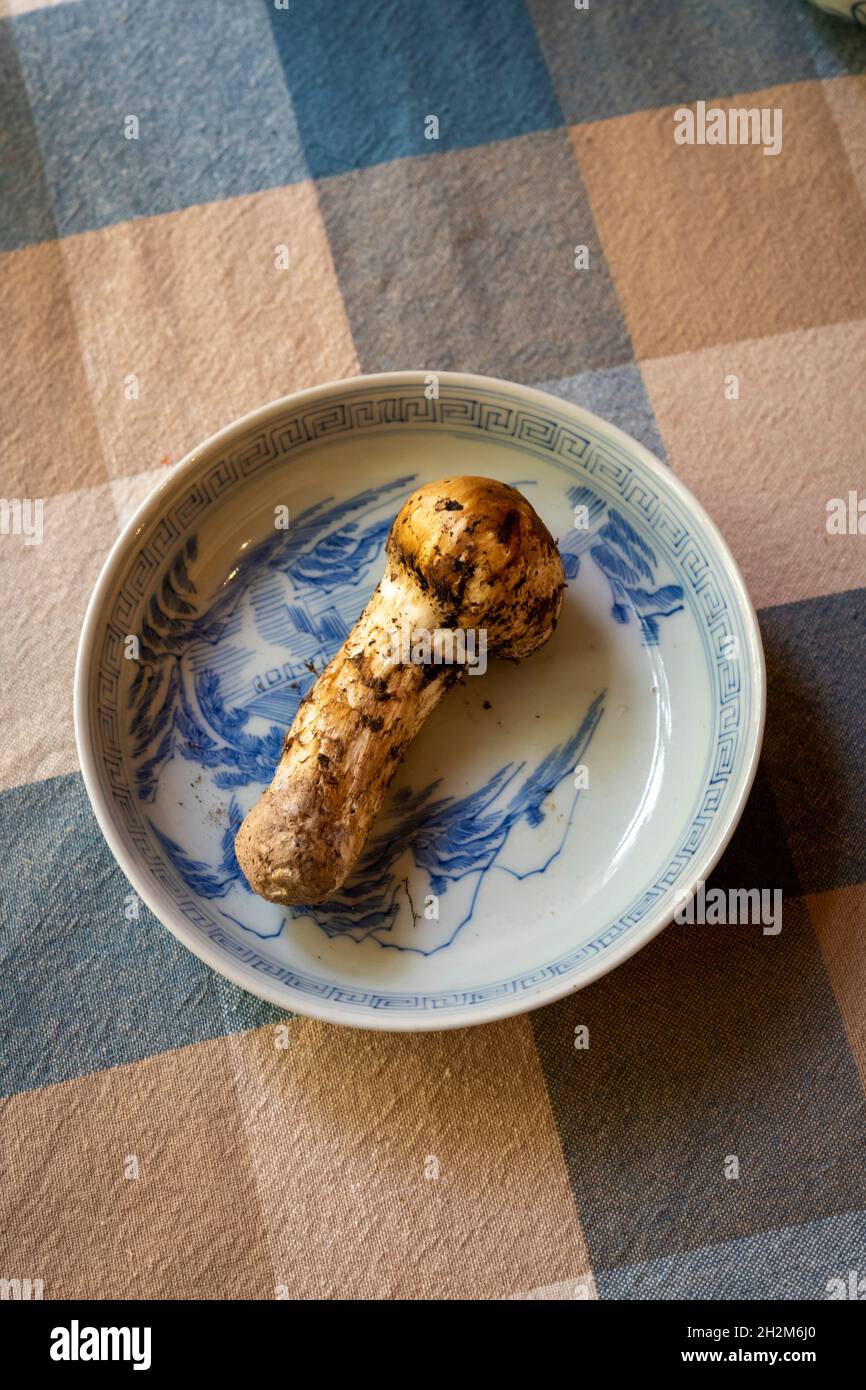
top-left (92, 386), bottom-right (748, 1011)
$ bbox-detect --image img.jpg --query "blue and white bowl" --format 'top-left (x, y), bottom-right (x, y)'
top-left (75, 372), bottom-right (765, 1030)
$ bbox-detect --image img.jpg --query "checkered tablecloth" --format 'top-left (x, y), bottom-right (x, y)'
top-left (1, 0), bottom-right (865, 1302)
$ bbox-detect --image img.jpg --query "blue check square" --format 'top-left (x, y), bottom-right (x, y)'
top-left (527, 0), bottom-right (820, 126)
top-left (267, 0), bottom-right (562, 178)
top-left (14, 0), bottom-right (308, 239)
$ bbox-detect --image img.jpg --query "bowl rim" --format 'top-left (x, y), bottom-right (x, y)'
top-left (74, 369), bottom-right (766, 1031)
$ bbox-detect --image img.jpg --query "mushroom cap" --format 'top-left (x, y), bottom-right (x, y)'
top-left (385, 476), bottom-right (565, 659)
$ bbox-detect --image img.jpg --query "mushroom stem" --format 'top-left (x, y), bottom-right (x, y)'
top-left (235, 476), bottom-right (565, 905)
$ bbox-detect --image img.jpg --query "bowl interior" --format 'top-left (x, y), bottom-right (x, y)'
top-left (77, 375), bottom-right (763, 1027)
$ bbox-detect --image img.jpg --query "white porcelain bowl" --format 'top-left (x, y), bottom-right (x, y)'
top-left (805, 0), bottom-right (866, 22)
top-left (74, 372), bottom-right (765, 1030)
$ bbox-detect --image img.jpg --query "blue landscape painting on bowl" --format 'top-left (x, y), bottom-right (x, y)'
top-left (127, 475), bottom-right (684, 955)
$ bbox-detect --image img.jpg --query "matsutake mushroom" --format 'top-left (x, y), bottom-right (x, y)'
top-left (234, 476), bottom-right (565, 905)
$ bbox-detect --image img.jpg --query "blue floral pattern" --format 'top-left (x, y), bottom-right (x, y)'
top-left (128, 476), bottom-right (684, 953)
top-left (560, 485), bottom-right (685, 645)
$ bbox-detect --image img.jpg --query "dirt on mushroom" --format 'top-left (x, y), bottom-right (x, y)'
top-left (234, 476), bottom-right (566, 906)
